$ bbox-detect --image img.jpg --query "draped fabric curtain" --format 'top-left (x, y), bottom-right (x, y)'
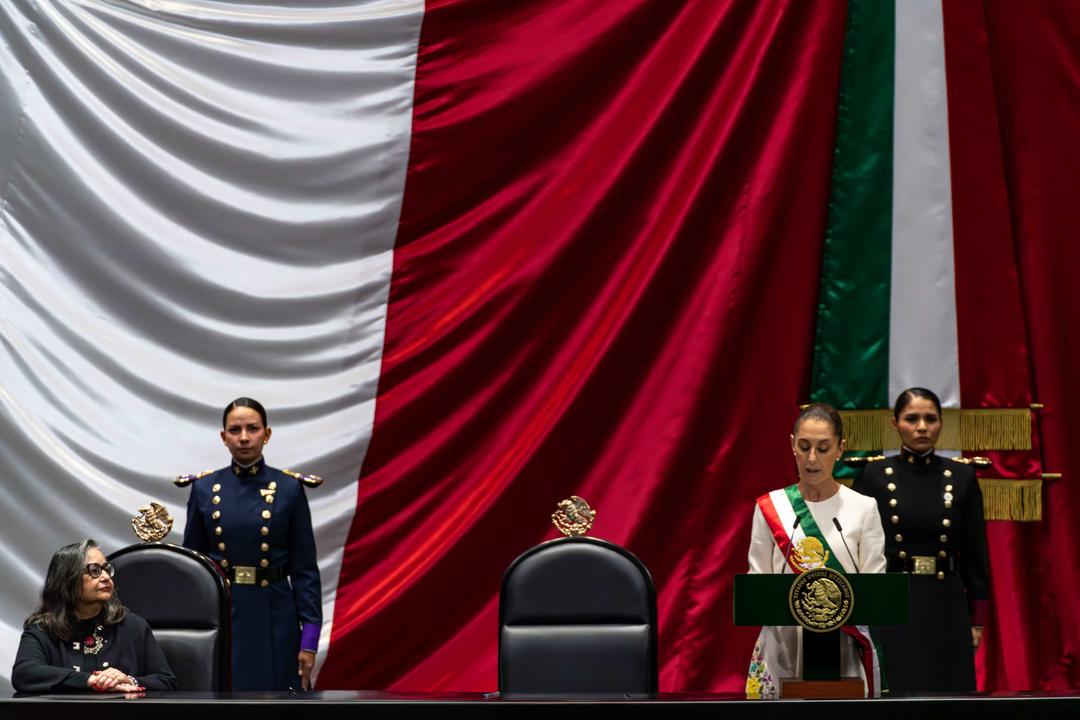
top-left (1, 0), bottom-right (1077, 693)
top-left (972, 2), bottom-right (1080, 691)
top-left (319, 0), bottom-right (848, 692)
top-left (0, 0), bottom-right (424, 687)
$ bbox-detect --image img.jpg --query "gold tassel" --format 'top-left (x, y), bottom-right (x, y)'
top-left (957, 409), bottom-right (1032, 451)
top-left (837, 410), bottom-right (889, 451)
top-left (836, 408), bottom-right (1032, 451)
top-left (978, 478), bottom-right (1042, 522)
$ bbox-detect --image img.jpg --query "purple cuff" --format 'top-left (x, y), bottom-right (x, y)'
top-left (300, 623), bottom-right (320, 653)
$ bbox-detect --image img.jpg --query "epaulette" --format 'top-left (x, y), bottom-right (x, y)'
top-left (283, 468), bottom-right (324, 488)
top-left (843, 455), bottom-right (887, 467)
top-left (949, 456), bottom-right (992, 467)
top-left (174, 469), bottom-right (214, 488)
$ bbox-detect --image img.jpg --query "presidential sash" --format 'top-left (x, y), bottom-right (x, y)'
top-left (756, 485), bottom-right (886, 697)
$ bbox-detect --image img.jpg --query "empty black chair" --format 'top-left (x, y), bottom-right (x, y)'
top-left (109, 542), bottom-right (230, 690)
top-left (499, 536), bottom-right (658, 695)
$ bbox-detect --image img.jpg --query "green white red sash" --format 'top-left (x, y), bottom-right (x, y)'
top-left (756, 485), bottom-right (886, 697)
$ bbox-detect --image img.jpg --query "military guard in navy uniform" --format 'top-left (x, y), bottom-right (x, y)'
top-left (853, 388), bottom-right (989, 694)
top-left (178, 397), bottom-right (322, 691)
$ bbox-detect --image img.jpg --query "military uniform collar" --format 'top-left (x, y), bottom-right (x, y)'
top-left (899, 446), bottom-right (936, 465)
top-left (232, 457), bottom-right (265, 477)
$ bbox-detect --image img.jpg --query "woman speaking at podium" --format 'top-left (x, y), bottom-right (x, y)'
top-left (852, 388), bottom-right (989, 693)
top-left (745, 403), bottom-right (886, 699)
top-left (180, 397), bottom-right (322, 691)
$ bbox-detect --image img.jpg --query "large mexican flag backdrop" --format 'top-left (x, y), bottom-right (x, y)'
top-left (1, 0), bottom-right (1077, 692)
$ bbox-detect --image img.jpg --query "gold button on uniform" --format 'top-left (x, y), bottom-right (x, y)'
top-left (215, 526), bottom-right (223, 536)
top-left (212, 483), bottom-right (222, 492)
top-left (945, 484), bottom-right (954, 493)
top-left (220, 559), bottom-right (229, 568)
top-left (944, 501), bottom-right (953, 509)
top-left (890, 515), bottom-right (899, 524)
top-left (885, 467), bottom-right (894, 476)
top-left (894, 534), bottom-right (903, 542)
top-left (268, 481), bottom-right (277, 490)
top-left (887, 482), bottom-right (896, 492)
top-left (265, 495), bottom-right (274, 504)
top-left (943, 470), bottom-right (952, 478)
top-left (262, 510), bottom-right (271, 520)
top-left (940, 534), bottom-right (948, 543)
top-left (212, 510), bottom-right (221, 520)
top-left (260, 580), bottom-right (269, 588)
top-left (942, 518), bottom-right (952, 528)
top-left (898, 550), bottom-right (908, 559)
top-left (212, 495), bottom-right (221, 505)
top-left (260, 543), bottom-right (269, 552)
top-left (218, 542), bottom-right (226, 551)
top-left (936, 571), bottom-right (945, 580)
top-left (889, 499), bottom-right (897, 507)
top-left (260, 559), bottom-right (269, 568)
top-left (260, 526), bottom-right (269, 536)
top-left (938, 550), bottom-right (947, 558)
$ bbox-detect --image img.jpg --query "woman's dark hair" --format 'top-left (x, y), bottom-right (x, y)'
top-left (793, 402), bottom-right (844, 440)
top-left (25, 539), bottom-right (125, 641)
top-left (893, 387), bottom-right (943, 419)
top-left (222, 397), bottom-right (268, 428)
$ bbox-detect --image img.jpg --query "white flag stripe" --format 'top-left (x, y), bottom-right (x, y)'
top-left (0, 0), bottom-right (424, 689)
top-left (890, 0), bottom-right (962, 410)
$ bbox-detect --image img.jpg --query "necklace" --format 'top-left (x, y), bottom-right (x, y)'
top-left (73, 625), bottom-right (106, 655)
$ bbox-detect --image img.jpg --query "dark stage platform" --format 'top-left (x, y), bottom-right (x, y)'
top-left (2, 690), bottom-right (1078, 719)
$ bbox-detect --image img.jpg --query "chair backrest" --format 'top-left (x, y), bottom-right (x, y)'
top-left (108, 543), bottom-right (230, 690)
top-left (499, 536), bottom-right (658, 695)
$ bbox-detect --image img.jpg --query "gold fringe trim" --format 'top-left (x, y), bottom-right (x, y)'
top-left (838, 408), bottom-right (1032, 452)
top-left (979, 478), bottom-right (1042, 522)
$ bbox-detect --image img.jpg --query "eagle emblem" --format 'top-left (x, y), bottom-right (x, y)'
top-left (792, 536), bottom-right (830, 571)
top-left (551, 496), bottom-right (596, 537)
top-left (131, 501), bottom-right (174, 542)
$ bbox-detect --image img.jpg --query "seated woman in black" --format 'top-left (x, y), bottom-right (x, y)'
top-left (12, 539), bottom-right (177, 693)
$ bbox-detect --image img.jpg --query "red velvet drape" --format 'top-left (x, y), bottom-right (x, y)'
top-left (322, 0), bottom-right (846, 691)
top-left (942, 0), bottom-right (1080, 690)
top-left (321, 0), bottom-right (1080, 692)
top-left (975, 0), bottom-right (1080, 691)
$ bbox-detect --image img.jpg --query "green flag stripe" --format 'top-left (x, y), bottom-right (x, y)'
top-left (811, 0), bottom-right (895, 411)
top-left (784, 484), bottom-right (847, 573)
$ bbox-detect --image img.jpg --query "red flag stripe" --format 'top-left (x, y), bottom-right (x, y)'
top-left (321, 0), bottom-right (847, 692)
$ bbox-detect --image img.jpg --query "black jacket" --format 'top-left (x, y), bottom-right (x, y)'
top-left (12, 610), bottom-right (177, 693)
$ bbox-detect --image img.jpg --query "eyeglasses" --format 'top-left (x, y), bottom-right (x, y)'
top-left (85, 562), bottom-right (115, 578)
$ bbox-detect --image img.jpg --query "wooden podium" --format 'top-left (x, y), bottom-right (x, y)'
top-left (734, 573), bottom-right (909, 698)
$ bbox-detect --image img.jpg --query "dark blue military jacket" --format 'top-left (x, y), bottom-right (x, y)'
top-left (182, 458), bottom-right (321, 690)
top-left (853, 448), bottom-right (989, 691)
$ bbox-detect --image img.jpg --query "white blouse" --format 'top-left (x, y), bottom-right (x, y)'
top-left (745, 484), bottom-right (886, 699)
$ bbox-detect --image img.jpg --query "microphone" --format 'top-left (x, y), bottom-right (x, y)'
top-left (832, 517), bottom-right (859, 572)
top-left (781, 515), bottom-right (801, 573)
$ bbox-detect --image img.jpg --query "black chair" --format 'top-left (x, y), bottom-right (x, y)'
top-left (499, 536), bottom-right (658, 695)
top-left (108, 542), bottom-right (230, 690)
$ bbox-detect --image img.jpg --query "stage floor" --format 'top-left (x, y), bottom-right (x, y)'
top-left (3, 690), bottom-right (1079, 719)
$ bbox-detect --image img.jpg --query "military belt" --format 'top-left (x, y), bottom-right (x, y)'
top-left (888, 554), bottom-right (956, 576)
top-left (227, 564), bottom-right (287, 586)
